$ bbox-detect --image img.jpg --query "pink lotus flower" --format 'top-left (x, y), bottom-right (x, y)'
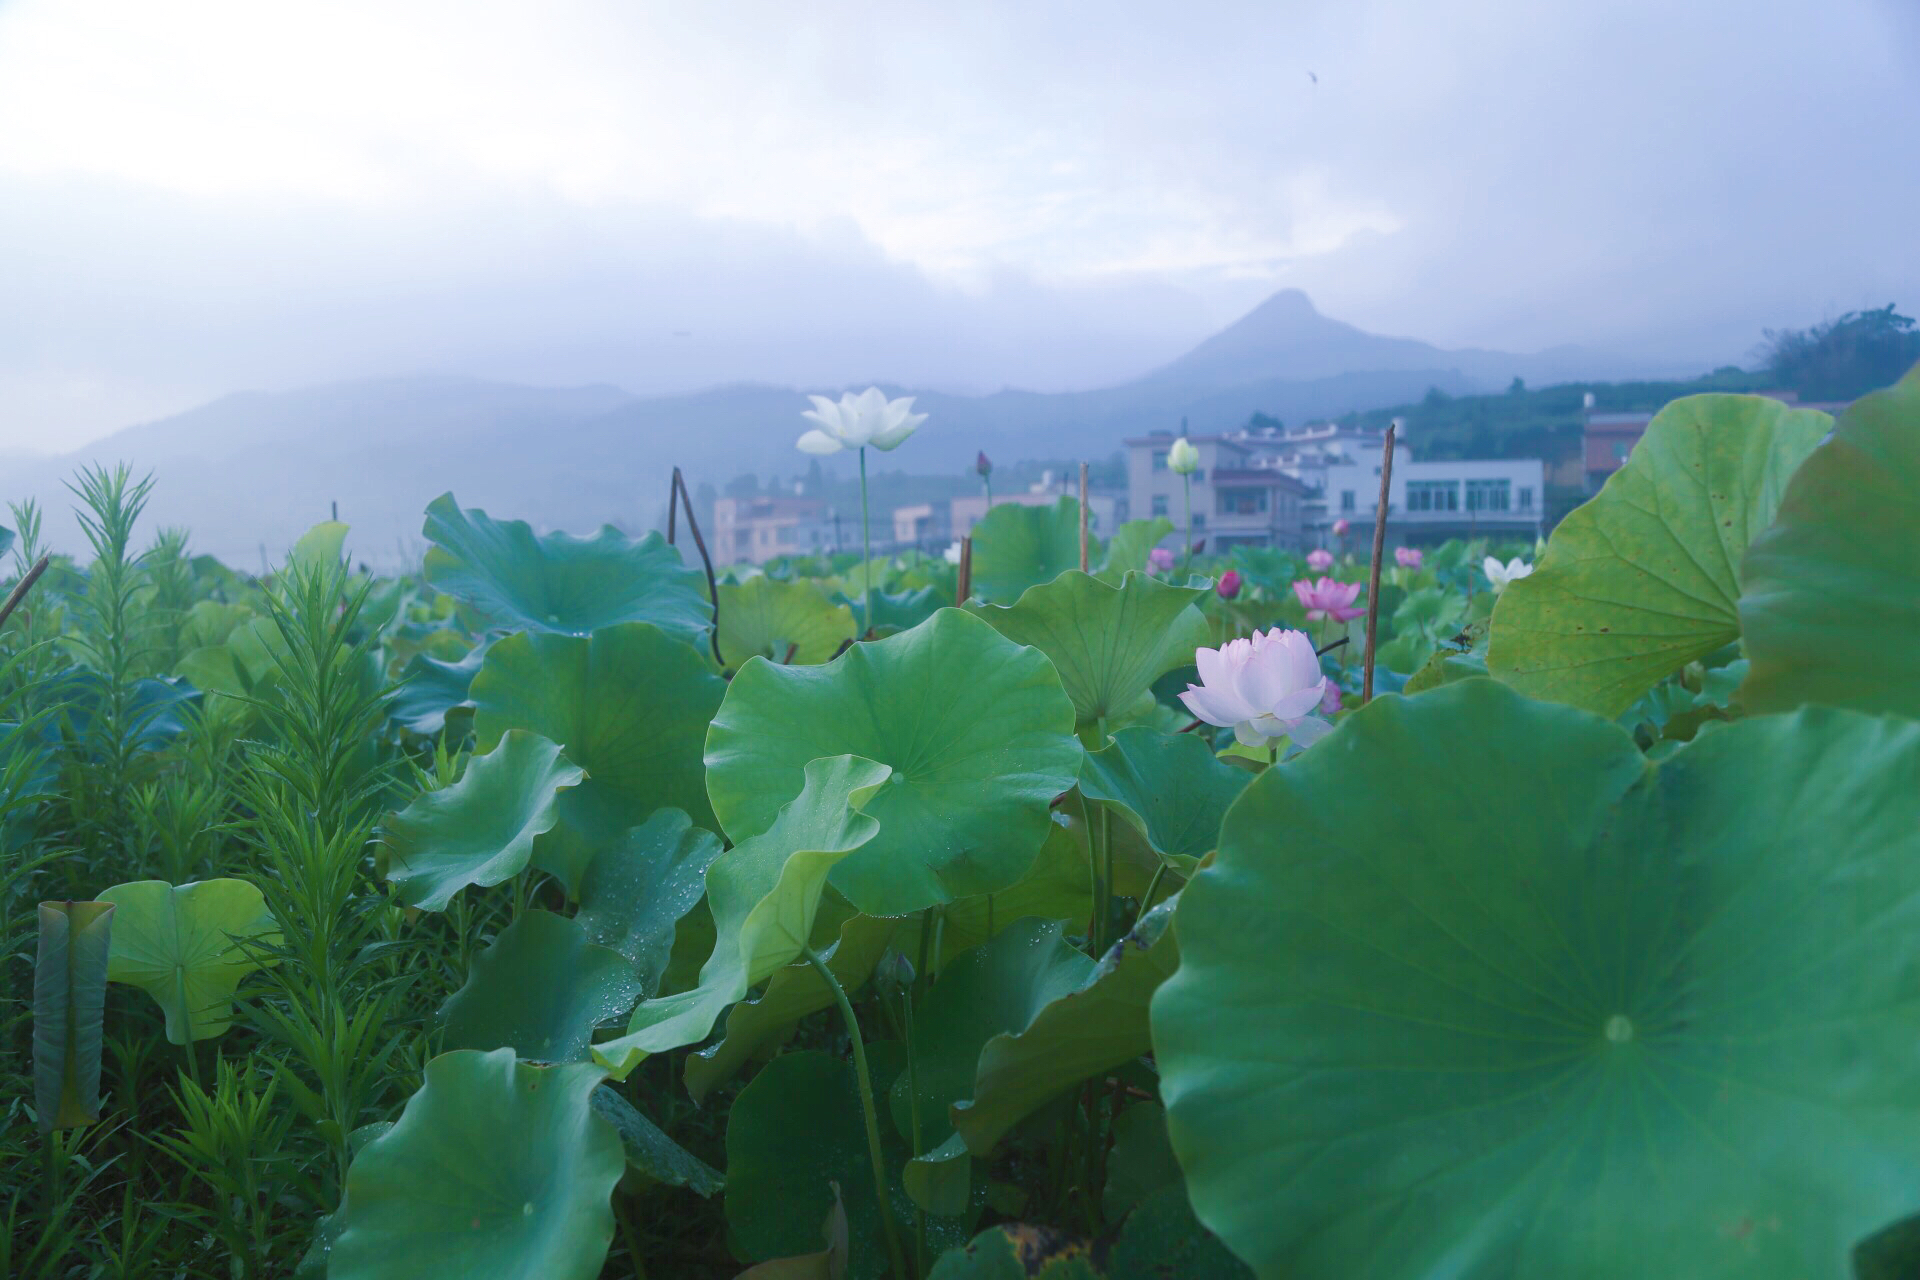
top-left (1332, 518), bottom-right (1350, 537)
top-left (1216, 569), bottom-right (1242, 600)
top-left (1148, 548), bottom-right (1175, 573)
top-left (1395, 547), bottom-right (1423, 570)
top-left (1293, 576), bottom-right (1365, 623)
top-left (1306, 548), bottom-right (1334, 571)
top-left (1180, 628), bottom-right (1333, 748)
top-left (1320, 682), bottom-right (1343, 715)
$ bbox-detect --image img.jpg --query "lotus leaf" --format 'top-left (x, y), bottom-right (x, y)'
top-left (33, 900), bottom-right (114, 1130)
top-left (1079, 729), bottom-right (1249, 873)
top-left (720, 575), bottom-right (857, 668)
top-left (950, 898), bottom-right (1178, 1158)
top-left (329, 1048), bottom-right (623, 1280)
top-left (970, 571), bottom-right (1209, 736)
top-left (587, 1084), bottom-right (724, 1196)
top-left (1152, 678), bottom-right (1920, 1279)
top-left (381, 730), bottom-right (582, 911)
top-left (592, 755), bottom-right (890, 1076)
top-left (98, 879), bottom-right (279, 1043)
top-left (726, 1046), bottom-right (970, 1280)
top-left (969, 498), bottom-right (1088, 603)
top-left (685, 914), bottom-right (898, 1104)
top-left (1740, 365), bottom-right (1920, 719)
top-left (1487, 393), bottom-right (1829, 717)
top-left (575, 808), bottom-right (724, 996)
top-left (706, 608), bottom-right (1081, 915)
top-left (472, 620), bottom-right (726, 870)
top-left (440, 910), bottom-right (642, 1062)
top-left (423, 491), bottom-right (710, 640)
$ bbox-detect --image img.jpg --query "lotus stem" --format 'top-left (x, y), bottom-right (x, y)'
top-left (1134, 863), bottom-right (1169, 932)
top-left (805, 946), bottom-right (909, 1280)
top-left (1181, 474), bottom-right (1193, 576)
top-left (859, 447), bottom-right (873, 637)
top-left (1363, 424), bottom-right (1395, 704)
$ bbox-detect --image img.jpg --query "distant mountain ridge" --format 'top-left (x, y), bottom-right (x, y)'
top-left (8, 292), bottom-right (1696, 567)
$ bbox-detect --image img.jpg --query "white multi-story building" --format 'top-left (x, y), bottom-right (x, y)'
top-left (1126, 420), bottom-right (1545, 549)
top-left (1124, 430), bottom-right (1313, 551)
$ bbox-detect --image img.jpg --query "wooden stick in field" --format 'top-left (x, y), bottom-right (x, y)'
top-left (0, 555), bottom-right (50, 633)
top-left (1079, 462), bottom-right (1091, 572)
top-left (1362, 424), bottom-right (1396, 704)
top-left (957, 535), bottom-right (973, 604)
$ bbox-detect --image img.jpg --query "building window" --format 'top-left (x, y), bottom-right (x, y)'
top-left (1466, 479), bottom-right (1511, 512)
top-left (1406, 480), bottom-right (1460, 512)
top-left (1151, 495), bottom-right (1169, 517)
top-left (1216, 488), bottom-right (1268, 516)
top-left (1341, 490), bottom-right (1355, 512)
top-left (1192, 514), bottom-right (1207, 530)
top-left (1518, 487), bottom-right (1534, 511)
top-left (1193, 469), bottom-right (1205, 484)
top-left (1152, 450), bottom-right (1168, 471)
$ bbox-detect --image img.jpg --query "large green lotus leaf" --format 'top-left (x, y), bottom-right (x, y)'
top-left (440, 910), bottom-right (642, 1063)
top-left (1150, 679), bottom-right (1920, 1280)
top-left (846, 584), bottom-right (946, 638)
top-left (684, 913), bottom-right (898, 1105)
top-left (422, 492), bottom-right (710, 641)
top-left (891, 918), bottom-right (1094, 1206)
top-left (1079, 729), bottom-right (1250, 873)
top-left (932, 819), bottom-right (1100, 959)
top-left (330, 1048), bottom-right (623, 1280)
top-left (951, 897), bottom-right (1178, 1158)
top-left (1740, 365), bottom-right (1920, 719)
top-left (969, 498), bottom-right (1088, 603)
top-left (98, 879), bottom-right (279, 1043)
top-left (726, 1045), bottom-right (971, 1280)
top-left (381, 730), bottom-right (583, 911)
top-left (291, 520), bottom-right (349, 569)
top-left (707, 608), bottom-right (1081, 915)
top-left (1096, 517), bottom-right (1176, 585)
top-left (591, 755), bottom-right (890, 1077)
top-left (472, 621), bottom-right (725, 856)
top-left (33, 901), bottom-right (114, 1130)
top-left (1102, 1103), bottom-right (1181, 1219)
top-left (390, 641), bottom-right (489, 737)
top-left (575, 808), bottom-right (724, 997)
top-left (721, 575), bottom-right (857, 668)
top-left (586, 1083), bottom-right (724, 1197)
top-left (1487, 393), bottom-right (1831, 717)
top-left (970, 572), bottom-right (1208, 734)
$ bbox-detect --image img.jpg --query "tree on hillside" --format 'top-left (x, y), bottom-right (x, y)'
top-left (1761, 305), bottom-right (1920, 400)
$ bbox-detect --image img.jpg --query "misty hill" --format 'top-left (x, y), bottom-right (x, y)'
top-left (7, 291), bottom-right (1692, 568)
top-left (1136, 288), bottom-right (1601, 391)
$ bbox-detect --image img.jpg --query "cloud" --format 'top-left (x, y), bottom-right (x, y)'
top-left (0, 0), bottom-right (1914, 450)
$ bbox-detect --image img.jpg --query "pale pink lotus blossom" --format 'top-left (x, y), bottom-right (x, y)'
top-left (1216, 569), bottom-right (1243, 600)
top-left (1293, 576), bottom-right (1366, 623)
top-left (1320, 682), bottom-right (1343, 715)
top-left (1306, 548), bottom-right (1334, 571)
top-left (1148, 548), bottom-right (1175, 573)
top-left (1180, 628), bottom-right (1333, 748)
top-left (1395, 547), bottom-right (1423, 570)
top-left (1332, 518), bottom-right (1350, 537)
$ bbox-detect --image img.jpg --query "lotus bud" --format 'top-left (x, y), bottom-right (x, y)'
top-left (1167, 438), bottom-right (1200, 475)
top-left (1216, 569), bottom-right (1243, 600)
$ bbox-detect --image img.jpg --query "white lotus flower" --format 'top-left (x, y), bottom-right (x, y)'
top-left (1167, 437), bottom-right (1200, 475)
top-left (943, 541), bottom-right (963, 564)
top-left (797, 387), bottom-right (927, 455)
top-left (1484, 555), bottom-right (1534, 593)
top-left (1179, 628), bottom-right (1333, 749)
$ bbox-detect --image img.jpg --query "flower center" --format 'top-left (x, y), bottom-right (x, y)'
top-left (1603, 1014), bottom-right (1634, 1044)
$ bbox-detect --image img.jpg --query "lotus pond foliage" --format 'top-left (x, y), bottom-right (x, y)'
top-left (3, 368), bottom-right (1918, 1277)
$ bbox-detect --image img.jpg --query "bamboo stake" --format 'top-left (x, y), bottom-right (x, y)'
top-left (0, 555), bottom-right (50, 632)
top-left (1362, 424), bottom-right (1396, 704)
top-left (957, 535), bottom-right (973, 604)
top-left (1078, 462), bottom-right (1090, 572)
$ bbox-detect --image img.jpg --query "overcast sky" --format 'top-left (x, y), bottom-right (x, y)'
top-left (1, 0), bottom-right (1915, 452)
